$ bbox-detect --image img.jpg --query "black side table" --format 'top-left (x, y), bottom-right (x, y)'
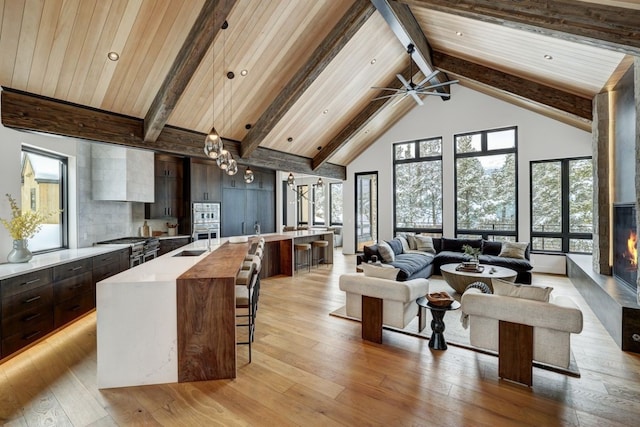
top-left (416, 296), bottom-right (461, 350)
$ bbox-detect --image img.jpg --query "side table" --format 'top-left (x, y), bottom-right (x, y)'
top-left (416, 296), bottom-right (461, 350)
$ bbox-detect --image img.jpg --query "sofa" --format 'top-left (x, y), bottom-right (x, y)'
top-left (357, 236), bottom-right (533, 284)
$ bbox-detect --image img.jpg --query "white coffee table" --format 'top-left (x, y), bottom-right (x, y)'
top-left (439, 263), bottom-right (517, 294)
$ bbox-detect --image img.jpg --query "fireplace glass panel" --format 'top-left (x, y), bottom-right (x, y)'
top-left (613, 204), bottom-right (637, 290)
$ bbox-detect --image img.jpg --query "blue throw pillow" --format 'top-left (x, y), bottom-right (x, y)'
top-left (386, 238), bottom-right (403, 255)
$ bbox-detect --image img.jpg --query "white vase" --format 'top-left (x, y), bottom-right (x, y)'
top-left (7, 239), bottom-right (33, 263)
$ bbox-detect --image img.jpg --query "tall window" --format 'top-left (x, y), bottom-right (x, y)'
top-left (455, 127), bottom-right (517, 241)
top-left (530, 157), bottom-right (593, 253)
top-left (329, 182), bottom-right (343, 226)
top-left (393, 138), bottom-right (443, 235)
top-left (297, 184), bottom-right (308, 225)
top-left (21, 147), bottom-right (67, 252)
top-left (312, 184), bottom-right (325, 225)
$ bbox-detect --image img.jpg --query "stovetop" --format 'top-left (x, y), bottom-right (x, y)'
top-left (96, 237), bottom-right (147, 245)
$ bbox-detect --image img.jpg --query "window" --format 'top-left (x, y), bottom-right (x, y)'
top-left (21, 147), bottom-right (67, 252)
top-left (530, 157), bottom-right (593, 253)
top-left (393, 138), bottom-right (443, 235)
top-left (312, 184), bottom-right (325, 225)
top-left (455, 127), bottom-right (517, 240)
top-left (297, 184), bottom-right (308, 225)
top-left (329, 182), bottom-right (343, 226)
top-left (355, 172), bottom-right (377, 252)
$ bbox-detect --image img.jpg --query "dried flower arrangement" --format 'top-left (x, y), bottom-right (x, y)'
top-left (0, 194), bottom-right (57, 240)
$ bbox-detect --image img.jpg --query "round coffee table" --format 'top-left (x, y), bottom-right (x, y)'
top-left (416, 296), bottom-right (460, 350)
top-left (439, 263), bottom-right (517, 294)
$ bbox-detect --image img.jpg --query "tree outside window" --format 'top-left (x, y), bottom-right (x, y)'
top-left (330, 183), bottom-right (343, 226)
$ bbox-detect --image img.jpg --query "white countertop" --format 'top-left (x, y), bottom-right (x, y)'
top-left (0, 245), bottom-right (129, 280)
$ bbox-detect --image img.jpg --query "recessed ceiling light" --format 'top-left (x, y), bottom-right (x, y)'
top-left (544, 54), bottom-right (553, 60)
top-left (455, 31), bottom-right (463, 36)
top-left (322, 109), bottom-right (328, 115)
top-left (370, 58), bottom-right (376, 65)
top-left (287, 137), bottom-right (293, 142)
top-left (240, 69), bottom-right (248, 76)
top-left (107, 51), bottom-right (120, 61)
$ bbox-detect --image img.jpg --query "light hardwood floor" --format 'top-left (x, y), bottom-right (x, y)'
top-left (1, 250), bottom-right (640, 426)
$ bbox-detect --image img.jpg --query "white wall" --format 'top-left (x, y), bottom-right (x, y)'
top-left (343, 85), bottom-right (592, 274)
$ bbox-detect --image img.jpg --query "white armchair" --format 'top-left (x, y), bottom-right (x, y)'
top-left (339, 273), bottom-right (429, 343)
top-left (461, 287), bottom-right (583, 385)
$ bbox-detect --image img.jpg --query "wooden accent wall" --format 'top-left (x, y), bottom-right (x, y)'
top-left (176, 241), bottom-right (249, 382)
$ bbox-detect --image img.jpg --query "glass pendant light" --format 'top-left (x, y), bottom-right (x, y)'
top-left (244, 167), bottom-right (254, 183)
top-left (227, 158), bottom-right (238, 175)
top-left (204, 127), bottom-right (223, 159)
top-left (217, 149), bottom-right (230, 169)
top-left (287, 172), bottom-right (296, 188)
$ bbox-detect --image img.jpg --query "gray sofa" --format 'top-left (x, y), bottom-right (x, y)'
top-left (357, 237), bottom-right (533, 284)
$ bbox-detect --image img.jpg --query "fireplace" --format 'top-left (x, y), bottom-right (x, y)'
top-left (613, 203), bottom-right (638, 291)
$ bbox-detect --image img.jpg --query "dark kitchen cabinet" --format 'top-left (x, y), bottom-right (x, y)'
top-left (93, 248), bottom-right (129, 283)
top-left (53, 258), bottom-right (93, 328)
top-left (221, 168), bottom-right (275, 236)
top-left (191, 159), bottom-right (221, 202)
top-left (158, 237), bottom-right (191, 256)
top-left (146, 154), bottom-right (184, 219)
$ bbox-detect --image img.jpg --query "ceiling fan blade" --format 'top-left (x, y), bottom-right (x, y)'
top-left (371, 86), bottom-right (405, 92)
top-left (416, 69), bottom-right (441, 87)
top-left (396, 74), bottom-right (413, 91)
top-left (418, 79), bottom-right (459, 91)
top-left (372, 93), bottom-right (404, 101)
top-left (390, 93), bottom-right (409, 108)
top-left (413, 91), bottom-right (453, 97)
top-left (409, 91), bottom-right (424, 106)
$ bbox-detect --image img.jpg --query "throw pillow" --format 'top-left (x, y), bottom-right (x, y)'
top-left (498, 241), bottom-right (529, 259)
top-left (361, 263), bottom-right (400, 280)
top-left (396, 235), bottom-right (411, 253)
top-left (377, 241), bottom-right (395, 262)
top-left (414, 235), bottom-right (436, 253)
top-left (386, 238), bottom-right (404, 256)
top-left (481, 240), bottom-right (502, 256)
top-left (492, 278), bottom-right (552, 302)
top-left (407, 235), bottom-right (418, 250)
top-left (363, 244), bottom-right (381, 262)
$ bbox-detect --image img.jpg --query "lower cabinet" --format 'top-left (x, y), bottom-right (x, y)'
top-left (159, 237), bottom-right (190, 256)
top-left (0, 248), bottom-right (130, 360)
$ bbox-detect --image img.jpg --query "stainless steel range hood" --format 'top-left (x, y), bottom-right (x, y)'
top-left (91, 144), bottom-right (154, 202)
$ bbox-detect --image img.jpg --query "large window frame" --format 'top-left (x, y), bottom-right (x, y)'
top-left (21, 146), bottom-right (68, 252)
top-left (296, 184), bottom-right (309, 226)
top-left (312, 184), bottom-right (325, 226)
top-left (530, 157), bottom-right (593, 253)
top-left (454, 126), bottom-right (518, 241)
top-left (393, 137), bottom-right (443, 236)
top-left (329, 182), bottom-right (343, 226)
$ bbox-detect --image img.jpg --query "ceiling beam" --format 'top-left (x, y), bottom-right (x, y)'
top-left (1, 88), bottom-right (345, 180)
top-left (432, 51), bottom-right (593, 122)
top-left (312, 64), bottom-right (412, 170)
top-left (143, 0), bottom-right (236, 143)
top-left (239, 0), bottom-right (376, 159)
top-left (399, 0), bottom-right (640, 56)
top-left (371, 0), bottom-right (451, 95)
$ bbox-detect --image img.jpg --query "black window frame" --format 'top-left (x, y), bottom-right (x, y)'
top-left (530, 156), bottom-right (593, 254)
top-left (392, 137), bottom-right (443, 236)
top-left (454, 126), bottom-right (518, 241)
top-left (296, 184), bottom-right (309, 225)
top-left (312, 184), bottom-right (325, 226)
top-left (21, 146), bottom-right (69, 253)
top-left (329, 182), bottom-right (343, 226)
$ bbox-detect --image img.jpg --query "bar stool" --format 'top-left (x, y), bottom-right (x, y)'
top-left (236, 257), bottom-right (260, 363)
top-left (312, 240), bottom-right (329, 268)
top-left (294, 243), bottom-right (311, 273)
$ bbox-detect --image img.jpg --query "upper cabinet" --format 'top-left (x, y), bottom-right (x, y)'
top-left (191, 159), bottom-right (221, 202)
top-left (145, 154), bottom-right (184, 219)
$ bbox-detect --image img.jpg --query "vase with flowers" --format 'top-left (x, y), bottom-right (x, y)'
top-left (462, 244), bottom-right (481, 266)
top-left (0, 194), bottom-right (56, 263)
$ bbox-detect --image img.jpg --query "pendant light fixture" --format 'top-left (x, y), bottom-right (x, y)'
top-left (227, 158), bottom-right (238, 175)
top-left (217, 149), bottom-right (230, 169)
top-left (204, 126), bottom-right (223, 159)
top-left (244, 167), bottom-right (254, 183)
top-left (287, 172), bottom-right (296, 188)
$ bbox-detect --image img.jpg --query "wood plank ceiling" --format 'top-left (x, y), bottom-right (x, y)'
top-left (1, 0), bottom-right (638, 178)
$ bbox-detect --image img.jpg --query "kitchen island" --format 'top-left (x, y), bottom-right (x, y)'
top-left (96, 229), bottom-right (334, 388)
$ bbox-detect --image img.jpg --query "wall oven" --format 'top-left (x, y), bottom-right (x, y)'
top-left (192, 202), bottom-right (221, 241)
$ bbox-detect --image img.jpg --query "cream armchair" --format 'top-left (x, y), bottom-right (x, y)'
top-left (339, 273), bottom-right (429, 343)
top-left (461, 288), bottom-right (583, 385)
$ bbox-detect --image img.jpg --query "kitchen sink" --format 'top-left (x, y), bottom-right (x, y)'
top-left (172, 250), bottom-right (207, 257)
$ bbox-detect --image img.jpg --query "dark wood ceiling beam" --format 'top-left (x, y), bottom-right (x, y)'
top-left (1, 89), bottom-right (345, 180)
top-left (312, 64), bottom-right (412, 170)
top-left (399, 0), bottom-right (640, 55)
top-left (143, 0), bottom-right (236, 143)
top-left (239, 0), bottom-right (376, 158)
top-left (432, 51), bottom-right (592, 121)
top-left (371, 0), bottom-right (450, 95)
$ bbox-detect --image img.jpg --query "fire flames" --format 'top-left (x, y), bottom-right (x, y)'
top-left (627, 230), bottom-right (638, 267)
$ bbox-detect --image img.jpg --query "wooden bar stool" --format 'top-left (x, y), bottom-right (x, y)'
top-left (294, 243), bottom-right (311, 273)
top-left (312, 240), bottom-right (329, 268)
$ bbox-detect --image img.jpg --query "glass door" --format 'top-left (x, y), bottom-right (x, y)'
top-left (355, 172), bottom-right (378, 252)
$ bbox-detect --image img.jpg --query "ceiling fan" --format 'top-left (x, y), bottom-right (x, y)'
top-left (372, 44), bottom-right (458, 106)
